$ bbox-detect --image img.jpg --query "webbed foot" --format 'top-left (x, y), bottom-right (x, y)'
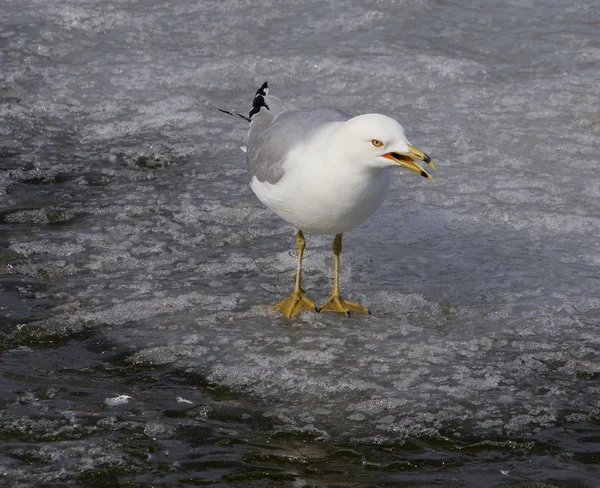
top-left (273, 290), bottom-right (319, 318)
top-left (319, 294), bottom-right (370, 317)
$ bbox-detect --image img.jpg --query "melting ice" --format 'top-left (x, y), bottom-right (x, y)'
top-left (1, 0), bottom-right (599, 485)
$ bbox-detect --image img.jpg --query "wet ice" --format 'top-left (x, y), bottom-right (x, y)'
top-left (1, 0), bottom-right (600, 485)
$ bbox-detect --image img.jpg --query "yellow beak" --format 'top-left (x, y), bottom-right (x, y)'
top-left (383, 144), bottom-right (436, 181)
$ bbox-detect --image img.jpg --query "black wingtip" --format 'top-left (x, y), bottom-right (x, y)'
top-left (249, 81), bottom-right (270, 120)
top-left (257, 81), bottom-right (269, 96)
top-left (218, 107), bottom-right (251, 122)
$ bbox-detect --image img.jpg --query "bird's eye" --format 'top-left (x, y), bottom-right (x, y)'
top-left (371, 139), bottom-right (384, 147)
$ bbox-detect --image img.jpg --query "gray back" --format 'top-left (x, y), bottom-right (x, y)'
top-left (247, 97), bottom-right (351, 184)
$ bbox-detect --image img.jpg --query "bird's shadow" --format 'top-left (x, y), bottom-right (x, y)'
top-left (247, 199), bottom-right (587, 332)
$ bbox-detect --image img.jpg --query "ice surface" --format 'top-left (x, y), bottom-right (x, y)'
top-left (104, 394), bottom-right (132, 407)
top-left (1, 0), bottom-right (600, 485)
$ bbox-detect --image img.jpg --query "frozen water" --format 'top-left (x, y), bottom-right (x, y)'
top-left (104, 394), bottom-right (133, 407)
top-left (1, 0), bottom-right (600, 485)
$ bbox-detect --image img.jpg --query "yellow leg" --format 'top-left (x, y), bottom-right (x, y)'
top-left (273, 230), bottom-right (318, 318)
top-left (320, 234), bottom-right (370, 317)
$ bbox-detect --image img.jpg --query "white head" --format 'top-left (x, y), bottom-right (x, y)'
top-left (332, 113), bottom-right (435, 179)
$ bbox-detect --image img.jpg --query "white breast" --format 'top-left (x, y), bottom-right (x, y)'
top-left (250, 164), bottom-right (391, 235)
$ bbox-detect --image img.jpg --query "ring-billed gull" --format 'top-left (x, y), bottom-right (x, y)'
top-left (220, 82), bottom-right (435, 318)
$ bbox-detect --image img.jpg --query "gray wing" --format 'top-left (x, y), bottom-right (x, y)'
top-left (247, 98), bottom-right (351, 184)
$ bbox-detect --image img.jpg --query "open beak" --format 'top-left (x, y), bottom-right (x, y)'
top-left (382, 144), bottom-right (436, 181)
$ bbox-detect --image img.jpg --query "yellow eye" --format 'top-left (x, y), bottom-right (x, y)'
top-left (371, 139), bottom-right (384, 147)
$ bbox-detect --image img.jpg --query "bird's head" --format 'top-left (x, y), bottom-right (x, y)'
top-left (334, 113), bottom-right (435, 180)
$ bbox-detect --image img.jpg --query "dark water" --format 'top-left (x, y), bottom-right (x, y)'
top-left (3, 335), bottom-right (599, 487)
top-left (2, 0), bottom-right (600, 486)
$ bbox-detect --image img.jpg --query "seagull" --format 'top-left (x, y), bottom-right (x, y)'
top-left (219, 82), bottom-right (435, 318)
